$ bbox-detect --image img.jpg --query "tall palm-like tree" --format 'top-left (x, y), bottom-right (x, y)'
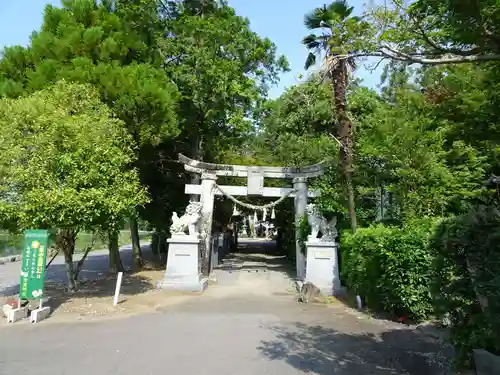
top-left (302, 0), bottom-right (361, 232)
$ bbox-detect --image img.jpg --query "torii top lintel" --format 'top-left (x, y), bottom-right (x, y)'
top-left (178, 154), bottom-right (326, 179)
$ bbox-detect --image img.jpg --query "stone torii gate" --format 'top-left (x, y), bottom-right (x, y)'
top-left (178, 154), bottom-right (325, 279)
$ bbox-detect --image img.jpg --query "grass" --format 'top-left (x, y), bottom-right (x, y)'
top-left (0, 230), bottom-right (152, 257)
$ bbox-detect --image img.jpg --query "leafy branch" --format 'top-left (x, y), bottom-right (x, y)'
top-left (329, 0), bottom-right (500, 65)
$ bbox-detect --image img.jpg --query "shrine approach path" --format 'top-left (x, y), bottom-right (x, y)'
top-left (0, 239), bottom-right (453, 375)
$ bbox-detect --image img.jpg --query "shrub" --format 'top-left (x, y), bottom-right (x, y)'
top-left (341, 218), bottom-right (437, 322)
top-left (429, 205), bottom-right (500, 368)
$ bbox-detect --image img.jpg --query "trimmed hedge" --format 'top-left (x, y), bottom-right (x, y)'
top-left (429, 206), bottom-right (500, 368)
top-left (341, 218), bottom-right (437, 322)
top-left (341, 207), bottom-right (500, 369)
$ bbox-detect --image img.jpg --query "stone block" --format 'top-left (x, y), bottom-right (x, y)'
top-left (6, 306), bottom-right (28, 323)
top-left (305, 240), bottom-right (340, 296)
top-left (158, 276), bottom-right (208, 293)
top-left (30, 306), bottom-right (51, 323)
top-left (474, 349), bottom-right (500, 375)
top-left (2, 304), bottom-right (11, 318)
top-left (159, 235), bottom-right (208, 293)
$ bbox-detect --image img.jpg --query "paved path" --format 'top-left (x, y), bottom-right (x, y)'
top-left (0, 240), bottom-right (453, 375)
top-left (211, 239), bottom-right (297, 297)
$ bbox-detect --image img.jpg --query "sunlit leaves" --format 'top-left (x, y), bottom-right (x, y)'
top-left (303, 0), bottom-right (375, 63)
top-left (0, 81), bottom-right (147, 231)
top-left (160, 2), bottom-right (289, 160)
top-left (0, 0), bottom-right (179, 147)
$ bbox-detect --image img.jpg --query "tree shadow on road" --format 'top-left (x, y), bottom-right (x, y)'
top-left (258, 321), bottom-right (454, 375)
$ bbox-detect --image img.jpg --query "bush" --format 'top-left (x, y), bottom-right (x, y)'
top-left (429, 205), bottom-right (500, 368)
top-left (341, 218), bottom-right (437, 322)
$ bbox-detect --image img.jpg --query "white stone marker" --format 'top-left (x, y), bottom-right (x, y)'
top-left (305, 240), bottom-right (341, 296)
top-left (159, 235), bottom-right (208, 293)
top-left (30, 306), bottom-right (51, 323)
top-left (6, 306), bottom-right (28, 323)
top-left (113, 272), bottom-right (123, 306)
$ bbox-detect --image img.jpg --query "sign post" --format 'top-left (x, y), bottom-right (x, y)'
top-left (19, 229), bottom-right (49, 301)
top-left (7, 229), bottom-right (50, 323)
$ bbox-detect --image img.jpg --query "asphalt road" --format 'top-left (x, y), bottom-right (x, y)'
top-left (0, 240), bottom-right (454, 375)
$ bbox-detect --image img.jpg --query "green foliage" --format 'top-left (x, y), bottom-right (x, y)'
top-left (1, 5), bottom-right (499, 368)
top-left (408, 0), bottom-right (500, 56)
top-left (256, 72), bottom-right (489, 226)
top-left (313, 166), bottom-right (346, 212)
top-left (0, 0), bottom-right (180, 147)
top-left (160, 1), bottom-right (289, 161)
top-left (154, 1), bottom-right (290, 228)
top-left (274, 200), bottom-right (296, 261)
top-left (419, 63), bottom-right (500, 180)
top-left (328, 0), bottom-right (500, 64)
top-left (0, 81), bottom-right (147, 232)
top-left (350, 74), bottom-right (488, 219)
top-left (341, 218), bottom-right (437, 321)
top-left (0, 0), bottom-right (289, 236)
top-left (429, 206), bottom-right (500, 368)
top-left (297, 215), bottom-right (310, 254)
top-left (302, 0), bottom-right (373, 69)
top-left (253, 77), bottom-right (338, 167)
top-left (303, 0), bottom-right (362, 232)
top-left (262, 75), bottom-right (335, 135)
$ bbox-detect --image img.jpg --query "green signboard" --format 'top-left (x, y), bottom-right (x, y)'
top-left (19, 229), bottom-right (49, 300)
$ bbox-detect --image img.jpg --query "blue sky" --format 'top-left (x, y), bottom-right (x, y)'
top-left (0, 0), bottom-right (382, 98)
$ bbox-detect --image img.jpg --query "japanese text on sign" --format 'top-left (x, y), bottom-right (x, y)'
top-left (19, 230), bottom-right (49, 300)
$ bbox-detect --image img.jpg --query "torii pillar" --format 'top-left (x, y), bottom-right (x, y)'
top-left (200, 172), bottom-right (217, 276)
top-left (293, 177), bottom-right (308, 280)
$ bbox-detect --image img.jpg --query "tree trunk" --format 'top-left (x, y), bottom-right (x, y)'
top-left (159, 230), bottom-right (168, 263)
top-left (152, 228), bottom-right (168, 263)
top-left (64, 251), bottom-right (77, 292)
top-left (56, 229), bottom-right (77, 292)
top-left (129, 217), bottom-right (143, 269)
top-left (151, 231), bottom-right (159, 257)
top-left (108, 230), bottom-right (124, 273)
top-left (344, 166), bottom-right (357, 232)
top-left (332, 60), bottom-right (357, 233)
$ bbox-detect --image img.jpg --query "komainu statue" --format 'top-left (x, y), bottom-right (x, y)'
top-left (170, 201), bottom-right (203, 236)
top-left (306, 203), bottom-right (338, 242)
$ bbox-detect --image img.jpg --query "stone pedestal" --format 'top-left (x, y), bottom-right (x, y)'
top-left (30, 307), bottom-right (51, 323)
top-left (305, 240), bottom-right (340, 296)
top-left (6, 306), bottom-right (28, 323)
top-left (474, 349), bottom-right (500, 375)
top-left (159, 235), bottom-right (208, 293)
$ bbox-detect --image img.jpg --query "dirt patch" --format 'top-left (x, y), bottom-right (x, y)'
top-left (1, 265), bottom-right (196, 325)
